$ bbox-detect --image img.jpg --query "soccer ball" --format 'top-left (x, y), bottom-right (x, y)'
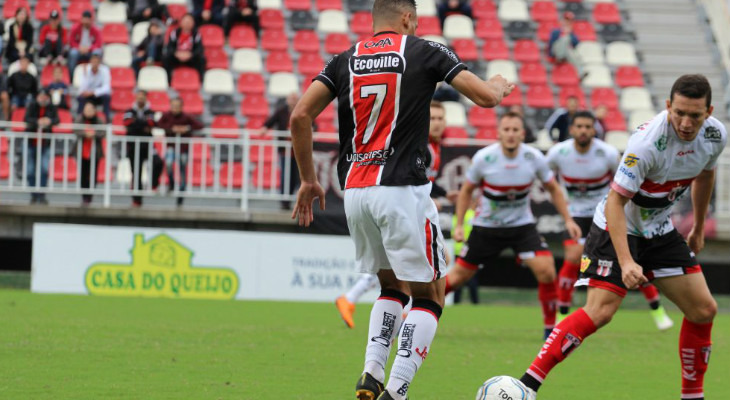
top-left (475, 376), bottom-right (534, 400)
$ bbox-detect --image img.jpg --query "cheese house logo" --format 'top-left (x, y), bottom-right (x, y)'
top-left (85, 234), bottom-right (239, 299)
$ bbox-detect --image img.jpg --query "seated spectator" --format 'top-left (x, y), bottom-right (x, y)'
top-left (123, 90), bottom-right (163, 207)
top-left (0, 75), bottom-right (9, 120)
top-left (157, 97), bottom-right (203, 206)
top-left (6, 7), bottom-right (34, 64)
top-left (68, 11), bottom-right (103, 74)
top-left (46, 66), bottom-right (70, 109)
top-left (7, 55), bottom-right (38, 108)
top-left (225, 0), bottom-right (260, 36)
top-left (75, 102), bottom-right (105, 205)
top-left (548, 12), bottom-right (585, 79)
top-left (77, 51), bottom-right (111, 121)
top-left (193, 0), bottom-right (225, 26)
top-left (128, 0), bottom-right (168, 24)
top-left (25, 89), bottom-right (60, 205)
top-left (163, 14), bottom-right (205, 82)
top-left (132, 19), bottom-right (165, 76)
top-left (437, 0), bottom-right (473, 28)
top-left (38, 10), bottom-right (67, 66)
top-left (593, 105), bottom-right (607, 140)
top-left (545, 96), bottom-right (579, 142)
top-left (259, 92), bottom-right (300, 209)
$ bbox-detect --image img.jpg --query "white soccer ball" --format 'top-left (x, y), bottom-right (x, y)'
top-left (475, 376), bottom-right (533, 400)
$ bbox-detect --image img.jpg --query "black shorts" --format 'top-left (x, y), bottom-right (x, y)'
top-left (562, 217), bottom-right (594, 245)
top-left (578, 223), bottom-right (700, 297)
top-left (457, 224), bottom-right (551, 270)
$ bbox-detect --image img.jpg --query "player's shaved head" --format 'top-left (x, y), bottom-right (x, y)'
top-left (372, 0), bottom-right (417, 33)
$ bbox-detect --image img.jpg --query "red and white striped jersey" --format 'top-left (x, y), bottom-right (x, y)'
top-left (465, 143), bottom-right (554, 228)
top-left (314, 31), bottom-right (466, 190)
top-left (426, 139), bottom-right (441, 182)
top-left (594, 110), bottom-right (727, 238)
top-left (546, 138), bottom-right (620, 218)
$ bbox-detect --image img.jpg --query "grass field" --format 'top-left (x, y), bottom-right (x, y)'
top-left (2, 289), bottom-right (729, 399)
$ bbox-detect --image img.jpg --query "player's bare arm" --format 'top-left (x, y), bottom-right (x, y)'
top-left (453, 180), bottom-right (477, 242)
top-left (688, 168), bottom-right (715, 254)
top-left (290, 81), bottom-right (334, 226)
top-left (450, 71), bottom-right (515, 108)
top-left (543, 178), bottom-right (581, 240)
top-left (604, 189), bottom-right (647, 289)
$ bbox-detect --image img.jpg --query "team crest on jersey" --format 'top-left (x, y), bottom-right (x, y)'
top-left (484, 154), bottom-right (497, 163)
top-left (524, 152), bottom-right (535, 160)
top-left (364, 38), bottom-right (394, 49)
top-left (704, 126), bottom-right (722, 142)
top-left (580, 256), bottom-right (591, 273)
top-left (595, 149), bottom-right (605, 157)
top-left (559, 147), bottom-right (570, 156)
top-left (654, 134), bottom-right (667, 151)
top-left (623, 153), bottom-right (640, 167)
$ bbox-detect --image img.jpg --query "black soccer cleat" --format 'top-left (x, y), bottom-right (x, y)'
top-left (355, 372), bottom-right (384, 400)
top-left (376, 390), bottom-right (407, 400)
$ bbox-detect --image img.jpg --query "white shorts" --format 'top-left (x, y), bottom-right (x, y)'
top-left (344, 184), bottom-right (446, 283)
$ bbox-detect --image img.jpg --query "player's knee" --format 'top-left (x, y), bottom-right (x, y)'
top-left (689, 298), bottom-right (717, 323)
top-left (532, 260), bottom-right (556, 282)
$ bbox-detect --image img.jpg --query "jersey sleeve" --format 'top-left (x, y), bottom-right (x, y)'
top-left (611, 139), bottom-right (653, 198)
top-left (313, 54), bottom-right (340, 94)
top-left (702, 123), bottom-right (728, 170)
top-left (607, 146), bottom-right (621, 174)
top-left (545, 146), bottom-right (559, 171)
top-left (465, 152), bottom-right (484, 184)
top-left (420, 40), bottom-right (468, 83)
top-left (534, 151), bottom-right (555, 183)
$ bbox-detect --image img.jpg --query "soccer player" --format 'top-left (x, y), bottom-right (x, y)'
top-left (447, 112), bottom-right (582, 339)
top-left (547, 111), bottom-right (674, 330)
top-left (519, 74), bottom-right (726, 400)
top-left (289, 0), bottom-right (513, 398)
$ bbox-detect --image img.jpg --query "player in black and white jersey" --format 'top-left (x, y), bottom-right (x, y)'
top-left (288, 0), bottom-right (514, 398)
top-left (546, 111), bottom-right (674, 330)
top-left (519, 75), bottom-right (727, 400)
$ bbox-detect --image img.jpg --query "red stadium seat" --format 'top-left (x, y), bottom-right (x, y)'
top-left (0, 156), bottom-right (9, 179)
top-left (475, 18), bottom-right (504, 40)
top-left (171, 67), bottom-right (201, 92)
top-left (260, 9), bottom-right (285, 30)
top-left (229, 25), bottom-right (258, 49)
top-left (95, 158), bottom-right (110, 183)
top-left (590, 87), bottom-right (618, 109)
top-left (551, 63), bottom-right (579, 87)
top-left (102, 23), bottom-right (129, 45)
top-left (34, 0), bottom-right (61, 21)
top-left (211, 115), bottom-right (240, 138)
top-left (512, 39), bottom-right (540, 63)
top-left (249, 142), bottom-right (275, 162)
top-left (112, 113), bottom-right (126, 135)
top-left (191, 162), bottom-right (214, 187)
top-left (41, 64), bottom-right (70, 87)
top-left (179, 91), bottom-right (204, 115)
top-left (500, 84), bottom-right (522, 106)
top-left (111, 89), bottom-right (134, 112)
top-left (246, 117), bottom-right (267, 131)
top-left (241, 95), bottom-right (270, 118)
top-left (52, 109), bottom-right (73, 133)
top-left (559, 86), bottom-right (586, 108)
top-left (147, 91), bottom-right (171, 113)
top-left (0, 136), bottom-right (8, 154)
top-left (252, 161), bottom-right (281, 189)
top-left (204, 47), bottom-right (229, 70)
top-left (219, 162), bottom-right (244, 188)
top-left (604, 108), bottom-right (627, 131)
top-left (11, 108), bottom-right (26, 132)
top-left (537, 21), bottom-right (559, 42)
top-left (315, 116), bottom-right (337, 133)
top-left (3, 0), bottom-right (29, 19)
top-left (284, 0), bottom-right (311, 11)
top-left (467, 106), bottom-right (497, 129)
top-left (472, 0), bottom-right (497, 20)
top-left (451, 39), bottom-right (479, 62)
top-left (238, 73), bottom-right (266, 95)
top-left (474, 129), bottom-right (498, 140)
top-left (530, 1), bottom-right (558, 23)
top-left (261, 29), bottom-right (289, 51)
top-left (110, 67), bottom-right (135, 90)
top-left (325, 33), bottom-right (352, 54)
top-left (351, 12), bottom-right (373, 36)
top-left (615, 66), bottom-right (644, 88)
top-left (320, 103), bottom-right (335, 121)
top-left (316, 0), bottom-right (342, 11)
top-left (482, 40), bottom-right (510, 60)
top-left (53, 156), bottom-right (77, 182)
top-left (66, 1), bottom-right (93, 23)
top-left (572, 21), bottom-right (597, 41)
top-left (417, 16), bottom-right (441, 36)
top-left (593, 3), bottom-right (621, 25)
top-left (519, 62), bottom-right (547, 85)
top-left (265, 51), bottom-right (293, 73)
top-left (166, 4), bottom-right (188, 21)
top-left (190, 140), bottom-right (211, 162)
top-left (293, 30), bottom-right (320, 53)
top-left (301, 73), bottom-right (318, 93)
top-left (298, 52), bottom-right (325, 76)
top-left (526, 85), bottom-right (555, 109)
top-left (199, 24), bottom-right (225, 47)
top-left (443, 127), bottom-right (468, 139)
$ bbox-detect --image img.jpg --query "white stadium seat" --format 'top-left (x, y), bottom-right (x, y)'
top-left (72, 64), bottom-right (84, 88)
top-left (257, 0), bottom-right (283, 9)
top-left (576, 41), bottom-right (605, 65)
top-left (415, 0), bottom-right (437, 17)
top-left (606, 41), bottom-right (639, 66)
top-left (531, 129), bottom-right (554, 152)
top-left (158, 0), bottom-right (186, 4)
top-left (605, 131), bottom-right (630, 152)
top-left (203, 69), bottom-right (235, 94)
top-left (317, 10), bottom-right (348, 33)
top-left (498, 0), bottom-right (529, 22)
top-left (7, 60), bottom-right (38, 77)
top-left (103, 44), bottom-right (132, 67)
top-left (628, 109), bottom-right (656, 131)
top-left (98, 1), bottom-right (127, 24)
top-left (268, 72), bottom-right (299, 98)
top-left (3, 19), bottom-right (14, 42)
top-left (233, 49), bottom-right (263, 73)
top-left (131, 22), bottom-right (150, 47)
top-left (620, 87), bottom-right (653, 111)
top-left (443, 15), bottom-right (475, 39)
top-left (486, 60), bottom-right (518, 84)
top-left (582, 64), bottom-right (613, 88)
top-left (442, 101), bottom-right (467, 127)
top-left (138, 66), bottom-right (169, 91)
top-left (421, 35), bottom-right (447, 46)
top-left (585, 0), bottom-right (614, 3)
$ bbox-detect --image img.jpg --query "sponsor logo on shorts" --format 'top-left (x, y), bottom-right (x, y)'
top-left (580, 256), bottom-right (591, 273)
top-left (597, 259), bottom-right (613, 277)
top-left (619, 166), bottom-right (636, 180)
top-left (704, 126), bottom-right (722, 142)
top-left (655, 134), bottom-right (667, 151)
top-left (623, 153), bottom-right (640, 167)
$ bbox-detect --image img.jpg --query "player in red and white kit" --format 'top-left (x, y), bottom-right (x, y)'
top-left (547, 111), bottom-right (674, 330)
top-left (288, 0), bottom-right (513, 398)
top-left (447, 112), bottom-right (582, 340)
top-left (519, 75), bottom-right (726, 400)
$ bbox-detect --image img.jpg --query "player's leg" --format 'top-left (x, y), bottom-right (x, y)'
top-left (557, 240), bottom-right (583, 317)
top-left (444, 227), bottom-right (501, 295)
top-left (638, 283), bottom-right (674, 330)
top-left (337, 274), bottom-right (381, 328)
top-left (523, 254), bottom-right (559, 339)
top-left (443, 263), bottom-right (477, 295)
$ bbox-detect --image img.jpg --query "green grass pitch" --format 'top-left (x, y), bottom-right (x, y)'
top-left (1, 289), bottom-right (729, 399)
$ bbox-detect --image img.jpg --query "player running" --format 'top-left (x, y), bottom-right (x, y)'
top-left (518, 74), bottom-right (726, 400)
top-left (446, 112), bottom-right (582, 340)
top-left (547, 111), bottom-right (674, 330)
top-left (289, 0), bottom-right (513, 398)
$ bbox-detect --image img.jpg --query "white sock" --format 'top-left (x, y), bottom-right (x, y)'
top-left (346, 274), bottom-right (379, 303)
top-left (385, 301), bottom-right (441, 400)
top-left (363, 295), bottom-right (405, 383)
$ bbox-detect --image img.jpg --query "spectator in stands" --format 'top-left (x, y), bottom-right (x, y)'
top-left (260, 92), bottom-right (300, 209)
top-left (545, 96), bottom-right (579, 142)
top-left (24, 89), bottom-right (59, 205)
top-left (77, 51), bottom-right (111, 122)
top-left (0, 18), bottom-right (5, 56)
top-left (0, 76), bottom-right (9, 120)
top-left (128, 0), bottom-right (168, 25)
top-left (7, 55), bottom-right (38, 108)
top-left (548, 12), bottom-right (585, 79)
top-left (68, 11), bottom-right (103, 75)
top-left (193, 0), bottom-right (225, 26)
top-left (163, 14), bottom-right (205, 83)
top-left (132, 19), bottom-right (165, 76)
top-left (593, 105), bottom-right (607, 140)
top-left (75, 102), bottom-right (104, 205)
top-left (508, 104), bottom-right (536, 143)
top-left (6, 7), bottom-right (34, 64)
top-left (123, 90), bottom-right (163, 207)
top-left (46, 66), bottom-right (70, 109)
top-left (437, 0), bottom-right (473, 28)
top-left (224, 0), bottom-right (260, 37)
top-left (157, 97), bottom-right (203, 206)
top-left (38, 10), bottom-right (67, 66)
